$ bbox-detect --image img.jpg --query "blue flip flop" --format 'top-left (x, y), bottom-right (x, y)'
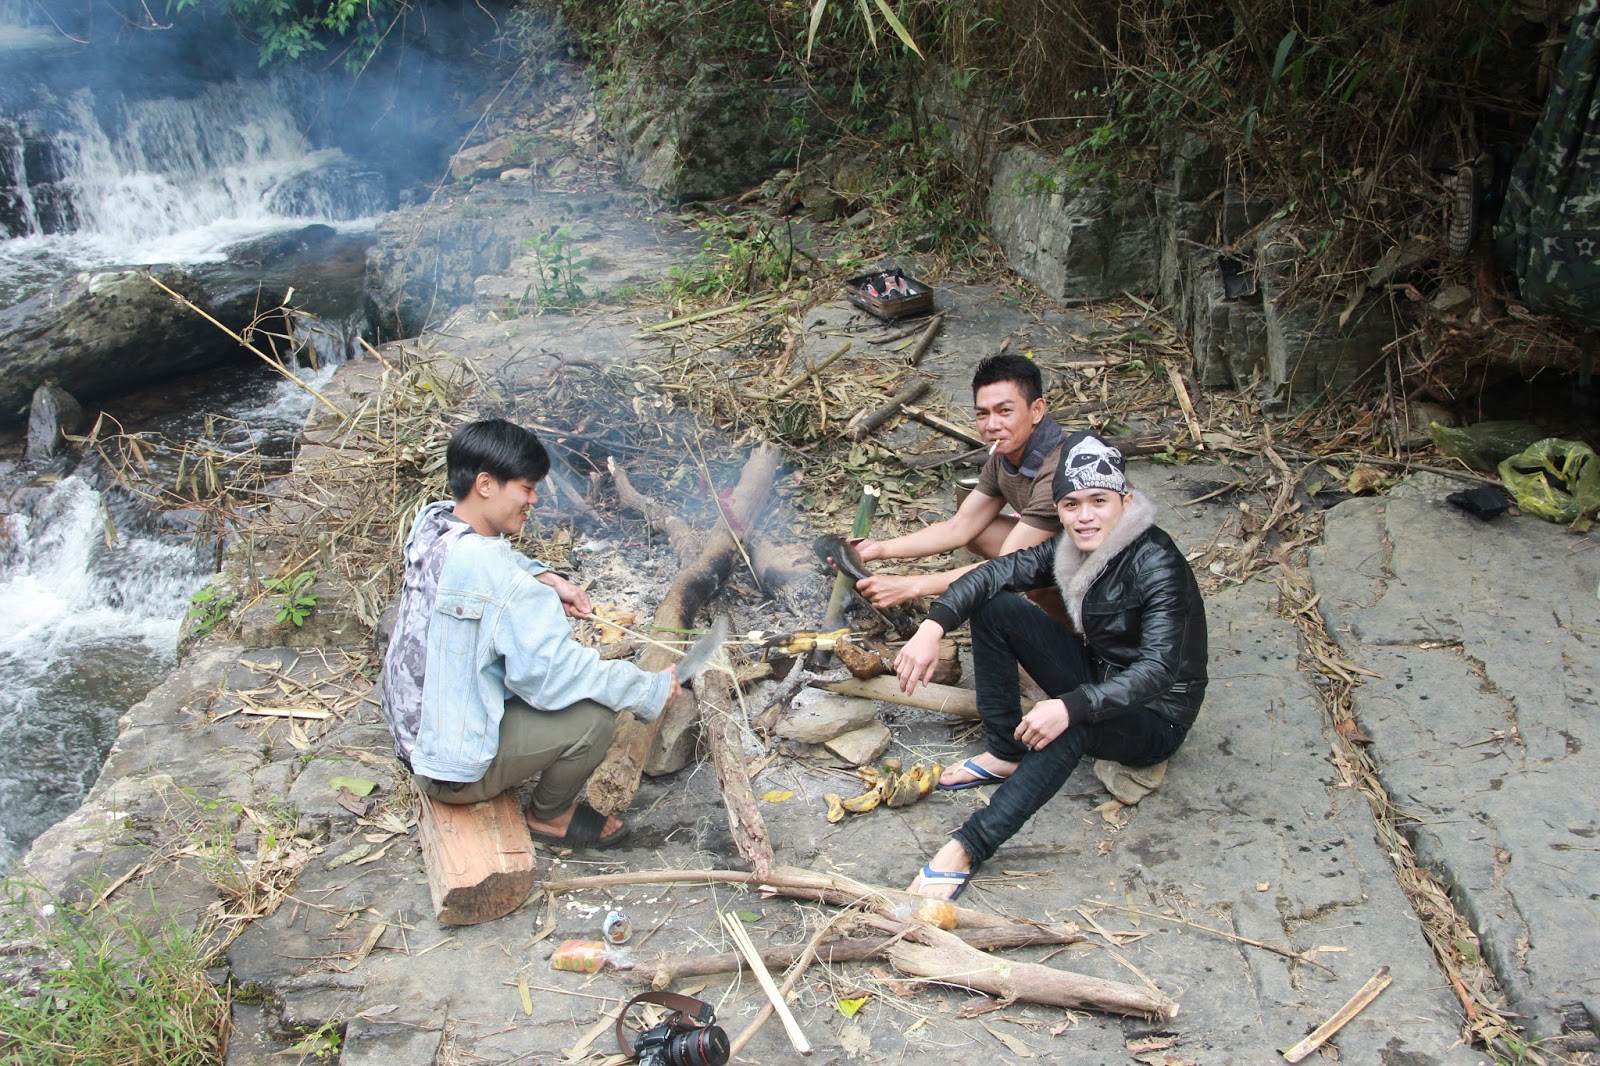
top-left (936, 757), bottom-right (1009, 791)
top-left (916, 863), bottom-right (972, 900)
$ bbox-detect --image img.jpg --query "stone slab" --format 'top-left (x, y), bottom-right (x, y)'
top-left (1310, 484), bottom-right (1600, 1043)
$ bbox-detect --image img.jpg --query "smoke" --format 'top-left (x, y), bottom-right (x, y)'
top-left (0, 0), bottom-right (519, 217)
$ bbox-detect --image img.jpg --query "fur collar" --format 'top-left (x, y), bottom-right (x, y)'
top-left (1053, 492), bottom-right (1158, 630)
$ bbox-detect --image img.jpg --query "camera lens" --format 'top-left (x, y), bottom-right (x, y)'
top-left (668, 1024), bottom-right (729, 1066)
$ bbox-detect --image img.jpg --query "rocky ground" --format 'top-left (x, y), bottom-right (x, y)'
top-left (19, 145), bottom-right (1600, 1066)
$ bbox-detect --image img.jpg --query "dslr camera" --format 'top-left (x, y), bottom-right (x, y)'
top-left (619, 991), bottom-right (729, 1066)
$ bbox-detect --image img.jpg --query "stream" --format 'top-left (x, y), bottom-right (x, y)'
top-left (0, 33), bottom-right (398, 869)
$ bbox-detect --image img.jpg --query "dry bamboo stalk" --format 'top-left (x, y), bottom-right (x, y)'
top-left (901, 403), bottom-right (985, 448)
top-left (813, 676), bottom-right (978, 719)
top-left (766, 342), bottom-right (851, 401)
top-left (847, 378), bottom-right (931, 441)
top-left (1165, 360), bottom-right (1204, 448)
top-left (638, 294), bottom-right (780, 333)
top-left (720, 912), bottom-right (811, 1055)
top-left (1280, 966), bottom-right (1392, 1062)
top-left (905, 311), bottom-right (947, 366)
top-left (727, 911), bottom-right (847, 1058)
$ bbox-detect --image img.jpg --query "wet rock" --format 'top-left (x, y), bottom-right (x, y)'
top-left (23, 381), bottom-right (82, 464)
top-left (0, 267), bottom-right (247, 424)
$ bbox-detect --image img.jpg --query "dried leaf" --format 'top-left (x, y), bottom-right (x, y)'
top-left (335, 789), bottom-right (370, 816)
top-left (836, 995), bottom-right (869, 1017)
top-left (352, 841), bottom-right (394, 866)
top-left (1346, 464), bottom-right (1386, 495)
top-left (518, 972), bottom-right (533, 1016)
top-left (981, 1021), bottom-right (1033, 1057)
top-left (326, 844), bottom-right (371, 869)
top-left (1127, 1035), bottom-right (1177, 1053)
top-left (734, 910), bottom-right (762, 923)
top-left (760, 789), bottom-right (795, 803)
top-left (1337, 718), bottom-right (1374, 745)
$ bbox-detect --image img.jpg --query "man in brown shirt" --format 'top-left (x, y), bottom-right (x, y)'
top-left (852, 354), bottom-right (1066, 609)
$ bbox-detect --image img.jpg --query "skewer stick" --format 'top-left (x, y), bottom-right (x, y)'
top-left (720, 911), bottom-right (812, 1055)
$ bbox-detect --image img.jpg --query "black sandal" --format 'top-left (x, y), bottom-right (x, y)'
top-left (527, 803), bottom-right (631, 850)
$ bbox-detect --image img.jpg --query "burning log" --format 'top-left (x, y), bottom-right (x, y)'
top-left (588, 444), bottom-right (781, 814)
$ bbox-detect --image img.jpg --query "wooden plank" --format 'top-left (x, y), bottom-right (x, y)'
top-left (416, 789), bottom-right (537, 926)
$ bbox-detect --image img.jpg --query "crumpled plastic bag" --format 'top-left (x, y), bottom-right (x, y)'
top-left (1431, 420), bottom-right (1547, 474)
top-left (1497, 437), bottom-right (1600, 524)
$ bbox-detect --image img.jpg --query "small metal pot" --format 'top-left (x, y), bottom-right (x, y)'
top-left (953, 474), bottom-right (981, 509)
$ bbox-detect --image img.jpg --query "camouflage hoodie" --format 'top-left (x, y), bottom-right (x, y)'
top-left (379, 500), bottom-right (671, 782)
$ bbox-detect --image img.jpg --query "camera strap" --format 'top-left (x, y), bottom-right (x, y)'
top-left (616, 990), bottom-right (718, 1060)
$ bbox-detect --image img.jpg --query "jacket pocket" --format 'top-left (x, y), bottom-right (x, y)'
top-left (1082, 594), bottom-right (1140, 650)
top-left (433, 593), bottom-right (485, 658)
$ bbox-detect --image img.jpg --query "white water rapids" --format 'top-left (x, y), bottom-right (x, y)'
top-left (0, 63), bottom-right (377, 868)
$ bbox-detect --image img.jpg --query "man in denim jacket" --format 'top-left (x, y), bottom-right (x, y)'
top-left (380, 419), bottom-right (679, 848)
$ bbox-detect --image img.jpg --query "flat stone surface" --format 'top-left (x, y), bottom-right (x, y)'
top-left (1310, 484), bottom-right (1600, 1041)
top-left (22, 175), bottom-right (1600, 1064)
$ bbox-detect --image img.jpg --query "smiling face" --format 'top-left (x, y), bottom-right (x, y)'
top-left (1057, 487), bottom-right (1130, 552)
top-left (973, 381), bottom-right (1047, 464)
top-left (456, 472), bottom-right (539, 537)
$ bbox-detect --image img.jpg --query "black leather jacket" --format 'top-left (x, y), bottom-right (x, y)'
top-left (926, 512), bottom-right (1207, 729)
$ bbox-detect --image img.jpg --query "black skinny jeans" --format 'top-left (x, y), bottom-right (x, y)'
top-left (951, 592), bottom-right (1189, 866)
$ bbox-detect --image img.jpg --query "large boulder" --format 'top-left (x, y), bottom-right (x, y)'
top-left (0, 267), bottom-right (247, 424)
top-left (988, 145), bottom-right (1160, 303)
top-left (608, 66), bottom-right (813, 203)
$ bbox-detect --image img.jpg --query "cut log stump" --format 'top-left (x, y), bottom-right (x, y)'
top-left (416, 789), bottom-right (537, 925)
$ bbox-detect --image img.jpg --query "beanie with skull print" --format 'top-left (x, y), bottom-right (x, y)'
top-left (1053, 431), bottom-right (1129, 500)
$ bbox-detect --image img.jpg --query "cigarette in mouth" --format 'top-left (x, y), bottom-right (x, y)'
top-left (988, 442), bottom-right (998, 455)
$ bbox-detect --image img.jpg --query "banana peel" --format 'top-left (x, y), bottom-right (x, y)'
top-left (824, 761), bottom-right (942, 821)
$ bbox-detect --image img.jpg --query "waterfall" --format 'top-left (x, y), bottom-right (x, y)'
top-left (0, 76), bottom-right (388, 303)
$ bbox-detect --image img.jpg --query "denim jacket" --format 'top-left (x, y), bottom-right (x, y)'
top-left (385, 501), bottom-right (671, 783)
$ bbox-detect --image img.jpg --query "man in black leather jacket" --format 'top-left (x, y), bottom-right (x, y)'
top-left (893, 432), bottom-right (1207, 900)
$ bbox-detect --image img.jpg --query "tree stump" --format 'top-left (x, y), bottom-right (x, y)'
top-left (415, 789), bottom-right (537, 925)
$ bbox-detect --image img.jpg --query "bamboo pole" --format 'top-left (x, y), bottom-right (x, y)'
top-left (821, 484), bottom-right (879, 629)
top-left (813, 676), bottom-right (978, 719)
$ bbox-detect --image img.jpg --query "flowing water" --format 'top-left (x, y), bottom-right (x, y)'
top-left (0, 43), bottom-right (385, 869)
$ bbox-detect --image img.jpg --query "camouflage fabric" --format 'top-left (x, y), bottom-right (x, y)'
top-left (1496, 0), bottom-right (1600, 330)
top-left (379, 501), bottom-right (472, 763)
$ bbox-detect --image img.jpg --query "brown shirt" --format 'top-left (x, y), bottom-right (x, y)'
top-left (974, 440), bottom-right (1065, 531)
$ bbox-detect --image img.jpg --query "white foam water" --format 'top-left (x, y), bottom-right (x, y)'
top-left (0, 476), bottom-right (209, 867)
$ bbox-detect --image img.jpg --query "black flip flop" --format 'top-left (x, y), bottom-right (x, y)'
top-left (527, 803), bottom-right (631, 850)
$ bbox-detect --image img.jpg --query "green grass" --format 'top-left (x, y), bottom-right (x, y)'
top-left (0, 883), bottom-right (228, 1066)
